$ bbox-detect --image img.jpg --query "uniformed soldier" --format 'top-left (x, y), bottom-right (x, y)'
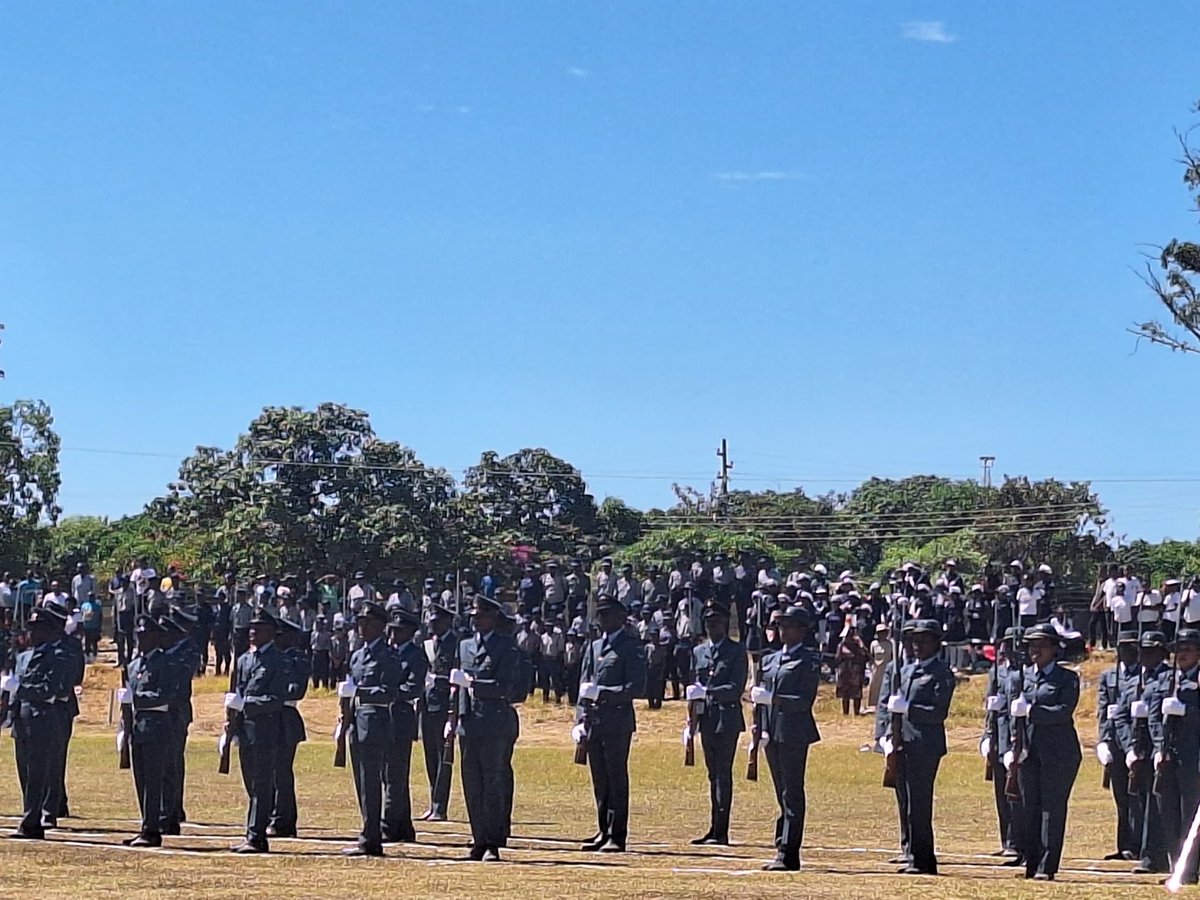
top-left (1134, 630), bottom-right (1170, 874)
top-left (229, 607), bottom-right (290, 853)
top-left (689, 599), bottom-right (747, 847)
top-left (419, 601), bottom-right (458, 822)
top-left (1012, 622), bottom-right (1082, 881)
top-left (121, 615), bottom-right (180, 847)
top-left (342, 600), bottom-right (402, 857)
top-left (382, 607), bottom-right (427, 844)
top-left (495, 607), bottom-right (528, 849)
top-left (980, 627), bottom-right (1024, 864)
top-left (1151, 627), bottom-right (1200, 883)
top-left (453, 594), bottom-right (523, 862)
top-left (1097, 629), bottom-right (1140, 861)
top-left (753, 603), bottom-right (821, 871)
top-left (884, 618), bottom-right (956, 875)
top-left (268, 616), bottom-right (310, 838)
top-left (160, 606), bottom-right (198, 835)
top-left (7, 603), bottom-right (71, 840)
top-left (42, 598), bottom-right (82, 827)
top-left (577, 594), bottom-right (647, 853)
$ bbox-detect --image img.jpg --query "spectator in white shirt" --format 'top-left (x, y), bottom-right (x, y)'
top-left (1016, 573), bottom-right (1044, 628)
top-left (1162, 578), bottom-right (1183, 641)
top-left (42, 580), bottom-right (70, 610)
top-left (1135, 583), bottom-right (1162, 626)
top-left (1182, 577), bottom-right (1200, 627)
top-left (346, 570), bottom-right (376, 612)
top-left (0, 574), bottom-right (11, 610)
top-left (70, 562), bottom-right (96, 608)
top-left (1110, 579), bottom-right (1133, 628)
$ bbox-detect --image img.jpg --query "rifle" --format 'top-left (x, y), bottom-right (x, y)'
top-left (217, 664), bottom-right (238, 775)
top-left (333, 681), bottom-right (353, 769)
top-left (118, 666), bottom-right (132, 770)
top-left (745, 590), bottom-right (766, 781)
top-left (983, 646), bottom-right (1000, 782)
top-left (574, 698), bottom-right (592, 765)
top-left (685, 697), bottom-right (699, 767)
top-left (1130, 616), bottom-right (1152, 793)
top-left (882, 598), bottom-right (906, 789)
top-left (1004, 702), bottom-right (1025, 801)
top-left (435, 684), bottom-right (462, 792)
top-left (1155, 641), bottom-right (1182, 794)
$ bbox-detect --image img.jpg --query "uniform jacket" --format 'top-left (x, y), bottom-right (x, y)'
top-left (128, 648), bottom-right (180, 744)
top-left (886, 654), bottom-right (956, 757)
top-left (576, 627), bottom-right (647, 734)
top-left (349, 637), bottom-right (403, 747)
top-left (456, 632), bottom-right (522, 740)
top-left (166, 637), bottom-right (197, 731)
top-left (390, 640), bottom-right (428, 742)
top-left (422, 630), bottom-right (459, 715)
top-left (984, 660), bottom-right (1018, 756)
top-left (282, 645), bottom-right (311, 745)
top-left (760, 643), bottom-right (821, 746)
top-left (1150, 663), bottom-right (1200, 770)
top-left (235, 642), bottom-right (290, 745)
top-left (14, 638), bottom-right (72, 729)
top-left (692, 638), bottom-right (748, 737)
top-left (1020, 662), bottom-right (1082, 766)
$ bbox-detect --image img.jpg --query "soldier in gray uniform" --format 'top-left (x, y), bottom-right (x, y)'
top-left (577, 595), bottom-right (647, 853)
top-left (1151, 627), bottom-right (1200, 883)
top-left (419, 601), bottom-right (458, 821)
top-left (382, 607), bottom-right (427, 844)
top-left (343, 600), bottom-right (402, 857)
top-left (121, 615), bottom-right (180, 847)
top-left (230, 607), bottom-right (290, 853)
top-left (160, 606), bottom-right (198, 835)
top-left (269, 616), bottom-right (310, 838)
top-left (981, 627), bottom-right (1024, 864)
top-left (1097, 629), bottom-right (1140, 860)
top-left (7, 603), bottom-right (71, 841)
top-left (754, 603), bottom-right (821, 871)
top-left (42, 597), bottom-right (82, 827)
top-left (1134, 630), bottom-right (1170, 875)
top-left (453, 594), bottom-right (523, 861)
top-left (689, 598), bottom-right (747, 847)
top-left (883, 618), bottom-right (956, 875)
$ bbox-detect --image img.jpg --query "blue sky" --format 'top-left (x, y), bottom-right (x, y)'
top-left (3, 3), bottom-right (1199, 542)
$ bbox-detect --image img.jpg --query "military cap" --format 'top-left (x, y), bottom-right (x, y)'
top-left (703, 599), bottom-right (732, 619)
top-left (1173, 628), bottom-right (1200, 647)
top-left (161, 606), bottom-right (197, 633)
top-left (249, 606), bottom-right (279, 628)
top-left (388, 607), bottom-right (421, 629)
top-left (915, 583), bottom-right (931, 594)
top-left (900, 619), bottom-right (919, 634)
top-left (713, 553), bottom-right (727, 563)
top-left (995, 584), bottom-right (1010, 595)
top-left (357, 600), bottom-right (388, 624)
top-left (620, 563), bottom-right (633, 572)
top-left (471, 594), bottom-right (503, 614)
top-left (945, 558), bottom-right (958, 567)
top-left (354, 570), bottom-right (367, 579)
top-left (570, 558), bottom-right (583, 567)
top-left (595, 594), bottom-right (627, 615)
top-left (600, 557), bottom-right (613, 565)
top-left (427, 600), bottom-right (455, 618)
top-left (31, 603), bottom-right (68, 626)
top-left (1002, 626), bottom-right (1024, 642)
top-left (134, 614), bottom-right (162, 634)
top-left (1037, 564), bottom-right (1053, 575)
top-left (279, 616), bottom-right (306, 634)
top-left (1117, 629), bottom-right (1139, 645)
top-left (1141, 630), bottom-right (1168, 650)
top-left (1166, 578), bottom-right (1183, 588)
top-left (444, 573), bottom-right (456, 583)
top-left (1009, 559), bottom-right (1024, 570)
top-left (1022, 623), bottom-right (1061, 644)
top-left (424, 577), bottom-right (436, 586)
top-left (909, 619), bottom-right (942, 637)
top-left (777, 604), bottom-right (814, 627)
top-left (868, 581), bottom-right (882, 592)
top-left (814, 585), bottom-right (830, 596)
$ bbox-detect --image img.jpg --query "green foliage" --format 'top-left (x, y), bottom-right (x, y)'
top-left (614, 525), bottom-right (788, 574)
top-left (0, 399), bottom-right (61, 572)
top-left (873, 530), bottom-right (988, 581)
top-left (597, 497), bottom-right (645, 550)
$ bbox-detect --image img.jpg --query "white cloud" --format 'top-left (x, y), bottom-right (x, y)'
top-left (568, 67), bottom-right (589, 78)
top-left (713, 171), bottom-right (803, 183)
top-left (902, 21), bottom-right (957, 43)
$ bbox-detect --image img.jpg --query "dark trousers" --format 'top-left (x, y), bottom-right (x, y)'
top-left (990, 757), bottom-right (1022, 852)
top-left (350, 737), bottom-right (386, 851)
top-left (115, 612), bottom-right (135, 666)
top-left (270, 738), bottom-right (301, 835)
top-left (1158, 764), bottom-right (1200, 881)
top-left (646, 664), bottom-right (665, 709)
top-left (501, 731), bottom-right (517, 843)
top-left (587, 725), bottom-right (633, 846)
top-left (538, 657), bottom-right (563, 701)
top-left (214, 637), bottom-right (231, 675)
top-left (565, 664), bottom-right (581, 705)
top-left (1140, 784), bottom-right (1169, 870)
top-left (132, 737), bottom-right (167, 837)
top-left (764, 739), bottom-right (809, 863)
top-left (895, 749), bottom-right (941, 873)
top-left (420, 708), bottom-right (450, 816)
top-left (45, 714), bottom-right (73, 820)
top-left (160, 723), bottom-right (187, 830)
top-left (15, 714), bottom-right (61, 836)
top-left (1108, 759), bottom-right (1137, 853)
top-left (195, 630), bottom-right (210, 675)
top-left (1020, 750), bottom-right (1080, 878)
top-left (702, 731), bottom-right (739, 840)
top-left (311, 650), bottom-right (331, 689)
top-left (238, 716), bottom-right (281, 847)
top-left (1089, 610), bottom-right (1112, 649)
top-left (461, 732), bottom-right (509, 850)
top-left (383, 737), bottom-right (415, 841)
top-left (232, 628), bottom-right (250, 660)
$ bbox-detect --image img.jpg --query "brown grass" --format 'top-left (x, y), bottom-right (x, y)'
top-left (0, 647), bottom-right (1171, 898)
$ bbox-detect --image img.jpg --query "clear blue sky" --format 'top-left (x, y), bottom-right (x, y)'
top-left (3, 3), bottom-right (1198, 542)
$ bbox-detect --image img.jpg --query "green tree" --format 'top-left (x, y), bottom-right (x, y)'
top-left (0, 399), bottom-right (61, 572)
top-left (596, 497), bottom-right (645, 550)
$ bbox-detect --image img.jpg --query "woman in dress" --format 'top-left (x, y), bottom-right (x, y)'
top-left (835, 626), bottom-right (869, 715)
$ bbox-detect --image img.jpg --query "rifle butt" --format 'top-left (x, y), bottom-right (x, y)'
top-left (745, 751), bottom-right (758, 782)
top-left (574, 738), bottom-right (589, 766)
top-left (684, 740), bottom-right (695, 767)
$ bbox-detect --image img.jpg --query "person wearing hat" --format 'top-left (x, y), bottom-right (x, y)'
top-left (418, 600), bottom-right (460, 822)
top-left (566, 559), bottom-right (590, 624)
top-left (341, 600), bottom-right (402, 857)
top-left (1096, 629), bottom-right (1141, 861)
top-left (939, 559), bottom-right (964, 594)
top-left (7, 602), bottom-right (71, 840)
top-left (883, 619), bottom-right (956, 876)
top-left (1011, 623), bottom-right (1082, 881)
top-left (1150, 627), bottom-right (1200, 883)
top-left (1162, 578), bottom-right (1184, 644)
top-left (751, 603), bottom-right (820, 871)
top-left (1132, 630), bottom-right (1171, 875)
top-left (230, 586), bottom-right (254, 660)
top-left (267, 617), bottom-right (311, 839)
top-left (517, 566), bottom-right (542, 617)
top-left (160, 606), bottom-right (199, 835)
top-left (228, 607), bottom-right (290, 854)
top-left (452, 594), bottom-right (523, 861)
top-left (38, 595), bottom-right (83, 827)
top-left (381, 608), bottom-right (427, 845)
top-left (688, 599), bottom-right (747, 847)
top-left (981, 627), bottom-right (1025, 863)
top-left (120, 615), bottom-right (180, 847)
top-left (541, 561), bottom-right (567, 621)
top-left (576, 595), bottom-right (647, 854)
top-left (347, 571), bottom-right (377, 614)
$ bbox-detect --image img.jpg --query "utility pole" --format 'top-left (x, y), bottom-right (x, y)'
top-left (980, 455), bottom-right (995, 489)
top-left (714, 439), bottom-right (732, 517)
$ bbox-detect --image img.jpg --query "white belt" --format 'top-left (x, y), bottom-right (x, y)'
top-left (284, 700), bottom-right (299, 708)
top-left (142, 705), bottom-right (170, 713)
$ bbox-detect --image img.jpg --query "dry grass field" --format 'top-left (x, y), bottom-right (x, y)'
top-left (0, 648), bottom-right (1181, 899)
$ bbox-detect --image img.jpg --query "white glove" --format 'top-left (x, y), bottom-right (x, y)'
top-left (685, 683), bottom-right (707, 702)
top-left (1096, 741), bottom-right (1113, 767)
top-left (117, 687), bottom-right (132, 705)
top-left (336, 679), bottom-right (357, 698)
top-left (450, 668), bottom-right (474, 689)
top-left (1, 674), bottom-right (19, 694)
top-left (879, 736), bottom-right (893, 756)
top-left (571, 723), bottom-right (587, 745)
top-left (759, 730), bottom-right (770, 746)
top-left (887, 694), bottom-right (910, 714)
top-left (750, 686), bottom-right (773, 706)
top-left (1010, 697), bottom-right (1031, 718)
top-left (116, 730), bottom-right (127, 753)
top-left (1155, 751), bottom-right (1165, 768)
top-left (424, 672), bottom-right (437, 690)
top-left (218, 731), bottom-right (230, 756)
top-left (74, 685), bottom-right (83, 698)
top-left (1132, 700), bottom-right (1150, 719)
top-left (1003, 750), bottom-right (1015, 771)
top-left (223, 692), bottom-right (245, 712)
top-left (979, 736), bottom-right (991, 760)
top-left (681, 724), bottom-right (693, 747)
top-left (333, 721), bottom-right (344, 742)
top-left (1107, 703), bottom-right (1120, 720)
top-left (65, 614), bottom-right (79, 635)
top-left (580, 682), bottom-right (601, 702)
top-left (1164, 696), bottom-right (1187, 718)
top-left (985, 695), bottom-right (1005, 713)
top-left (1126, 750), bottom-right (1139, 768)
